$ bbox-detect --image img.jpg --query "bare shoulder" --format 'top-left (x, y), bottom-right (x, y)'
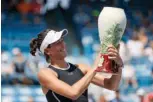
top-left (38, 68), bottom-right (57, 76)
top-left (37, 68), bottom-right (58, 82)
top-left (76, 63), bottom-right (92, 74)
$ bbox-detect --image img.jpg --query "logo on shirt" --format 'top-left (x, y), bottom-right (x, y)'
top-left (68, 72), bottom-right (73, 75)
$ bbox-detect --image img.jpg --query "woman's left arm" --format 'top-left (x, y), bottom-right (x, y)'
top-left (103, 44), bottom-right (123, 90)
top-left (78, 44), bottom-right (123, 91)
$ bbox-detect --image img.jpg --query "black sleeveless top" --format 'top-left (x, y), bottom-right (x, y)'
top-left (46, 63), bottom-right (88, 102)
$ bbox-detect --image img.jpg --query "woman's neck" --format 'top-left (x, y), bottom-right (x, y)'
top-left (50, 59), bottom-right (68, 69)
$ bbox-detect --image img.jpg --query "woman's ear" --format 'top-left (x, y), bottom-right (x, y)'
top-left (44, 48), bottom-right (51, 56)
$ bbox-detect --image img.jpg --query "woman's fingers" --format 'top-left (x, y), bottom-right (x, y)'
top-left (108, 56), bottom-right (117, 60)
top-left (108, 48), bottom-right (118, 54)
top-left (108, 52), bottom-right (118, 57)
top-left (108, 44), bottom-right (120, 51)
top-left (107, 44), bottom-right (123, 67)
top-left (107, 44), bottom-right (119, 56)
top-left (107, 48), bottom-right (118, 57)
top-left (108, 45), bottom-right (116, 50)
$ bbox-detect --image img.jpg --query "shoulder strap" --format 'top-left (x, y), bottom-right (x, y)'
top-left (68, 63), bottom-right (84, 75)
top-left (48, 65), bottom-right (60, 78)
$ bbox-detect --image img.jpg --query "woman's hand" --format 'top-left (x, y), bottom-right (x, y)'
top-left (107, 44), bottom-right (123, 67)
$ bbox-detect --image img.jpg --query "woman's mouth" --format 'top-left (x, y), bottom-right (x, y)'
top-left (60, 49), bottom-right (66, 52)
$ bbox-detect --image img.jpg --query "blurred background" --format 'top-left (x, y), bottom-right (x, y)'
top-left (1, 0), bottom-right (153, 102)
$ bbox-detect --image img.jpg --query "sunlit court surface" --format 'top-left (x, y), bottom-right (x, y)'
top-left (1, 0), bottom-right (153, 102)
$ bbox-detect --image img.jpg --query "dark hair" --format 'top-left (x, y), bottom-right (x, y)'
top-left (30, 29), bottom-right (51, 62)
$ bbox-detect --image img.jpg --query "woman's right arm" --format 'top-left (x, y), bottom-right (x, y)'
top-left (37, 68), bottom-right (96, 100)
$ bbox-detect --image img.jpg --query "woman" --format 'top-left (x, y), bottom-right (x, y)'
top-left (30, 29), bottom-right (123, 102)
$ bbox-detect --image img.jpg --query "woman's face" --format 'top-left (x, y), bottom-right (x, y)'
top-left (46, 38), bottom-right (67, 60)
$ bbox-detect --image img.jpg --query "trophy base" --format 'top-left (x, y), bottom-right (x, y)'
top-left (95, 54), bottom-right (119, 75)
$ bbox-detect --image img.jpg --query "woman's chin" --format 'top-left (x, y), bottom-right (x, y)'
top-left (63, 53), bottom-right (67, 58)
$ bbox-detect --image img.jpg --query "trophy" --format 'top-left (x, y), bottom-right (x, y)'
top-left (96, 7), bottom-right (127, 74)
